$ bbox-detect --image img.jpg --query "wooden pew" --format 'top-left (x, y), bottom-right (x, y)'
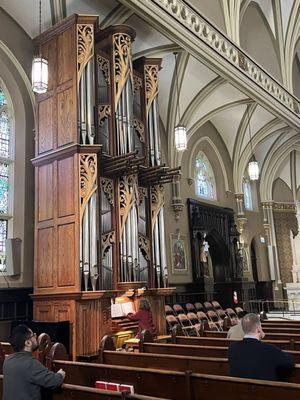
top-left (171, 335), bottom-right (300, 350)
top-left (50, 359), bottom-right (300, 400)
top-left (141, 341), bottom-right (300, 363)
top-left (202, 330), bottom-right (300, 343)
top-left (0, 376), bottom-right (168, 400)
top-left (98, 339), bottom-right (300, 384)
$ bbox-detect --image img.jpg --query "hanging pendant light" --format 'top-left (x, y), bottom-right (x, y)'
top-left (246, 106), bottom-right (259, 181)
top-left (32, 0), bottom-right (48, 94)
top-left (248, 160), bottom-right (259, 181)
top-left (173, 52), bottom-right (187, 151)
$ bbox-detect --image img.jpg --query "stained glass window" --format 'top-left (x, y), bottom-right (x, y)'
top-left (0, 111), bottom-right (10, 158)
top-left (0, 83), bottom-right (13, 272)
top-left (0, 220), bottom-right (7, 271)
top-left (194, 151), bottom-right (217, 200)
top-left (243, 178), bottom-right (253, 211)
top-left (0, 89), bottom-right (7, 106)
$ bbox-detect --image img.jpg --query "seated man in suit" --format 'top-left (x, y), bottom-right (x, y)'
top-left (228, 313), bottom-right (294, 381)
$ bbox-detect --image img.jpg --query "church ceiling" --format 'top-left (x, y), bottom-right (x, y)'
top-left (1, 0), bottom-right (300, 200)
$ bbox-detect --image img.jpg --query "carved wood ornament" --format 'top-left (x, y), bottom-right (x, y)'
top-left (133, 75), bottom-right (143, 94)
top-left (151, 185), bottom-right (165, 230)
top-left (98, 105), bottom-right (111, 127)
top-left (132, 116), bottom-right (145, 143)
top-left (119, 175), bottom-right (139, 236)
top-left (138, 233), bottom-right (151, 261)
top-left (97, 54), bottom-right (110, 84)
top-left (145, 65), bottom-right (159, 116)
top-left (101, 178), bottom-right (114, 206)
top-left (80, 154), bottom-right (97, 221)
top-left (101, 231), bottom-right (116, 259)
top-left (138, 187), bottom-right (148, 205)
top-left (113, 33), bottom-right (133, 109)
top-left (77, 24), bottom-right (94, 85)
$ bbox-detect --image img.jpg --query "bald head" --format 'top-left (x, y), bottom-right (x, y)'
top-left (241, 313), bottom-right (261, 335)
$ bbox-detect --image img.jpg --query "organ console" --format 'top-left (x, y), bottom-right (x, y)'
top-left (31, 14), bottom-right (179, 359)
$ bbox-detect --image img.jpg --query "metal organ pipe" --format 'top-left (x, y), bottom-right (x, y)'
top-left (86, 58), bottom-right (95, 145)
top-left (83, 205), bottom-right (90, 291)
top-left (153, 97), bottom-right (161, 165)
top-left (79, 68), bottom-right (87, 144)
top-left (89, 193), bottom-right (98, 291)
top-left (158, 208), bottom-right (167, 287)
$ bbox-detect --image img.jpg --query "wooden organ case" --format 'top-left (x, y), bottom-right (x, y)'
top-left (32, 15), bottom-right (179, 359)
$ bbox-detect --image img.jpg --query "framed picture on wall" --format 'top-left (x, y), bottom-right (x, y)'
top-left (170, 233), bottom-right (188, 273)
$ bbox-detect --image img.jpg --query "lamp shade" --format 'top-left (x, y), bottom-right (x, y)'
top-left (174, 124), bottom-right (187, 151)
top-left (32, 57), bottom-right (48, 94)
top-left (248, 160), bottom-right (259, 181)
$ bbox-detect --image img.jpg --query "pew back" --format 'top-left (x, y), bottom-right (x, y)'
top-left (51, 360), bottom-right (300, 400)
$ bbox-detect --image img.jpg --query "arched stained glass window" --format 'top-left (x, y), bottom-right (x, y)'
top-left (194, 151), bottom-right (217, 200)
top-left (243, 177), bottom-right (253, 211)
top-left (0, 83), bottom-right (13, 271)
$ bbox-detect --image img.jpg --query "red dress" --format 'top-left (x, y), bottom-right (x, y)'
top-left (127, 309), bottom-right (157, 338)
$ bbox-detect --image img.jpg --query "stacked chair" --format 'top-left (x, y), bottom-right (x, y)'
top-left (164, 301), bottom-right (243, 336)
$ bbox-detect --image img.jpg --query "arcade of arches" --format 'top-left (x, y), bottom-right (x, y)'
top-left (0, 0), bottom-right (300, 356)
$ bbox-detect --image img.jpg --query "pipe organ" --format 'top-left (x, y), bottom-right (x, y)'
top-left (32, 15), bottom-right (179, 359)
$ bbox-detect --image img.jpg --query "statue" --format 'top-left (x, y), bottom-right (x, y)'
top-left (200, 240), bottom-right (210, 277)
top-left (291, 202), bottom-right (300, 283)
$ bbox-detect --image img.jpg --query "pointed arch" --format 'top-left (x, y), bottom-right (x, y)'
top-left (193, 151), bottom-right (217, 201)
top-left (0, 78), bottom-right (14, 271)
top-left (240, 1), bottom-right (282, 83)
top-left (189, 136), bottom-right (229, 193)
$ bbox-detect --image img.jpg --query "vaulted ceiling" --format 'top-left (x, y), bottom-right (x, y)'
top-left (1, 0), bottom-right (300, 200)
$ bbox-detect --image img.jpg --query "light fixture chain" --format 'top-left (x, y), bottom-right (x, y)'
top-left (174, 52), bottom-right (181, 125)
top-left (247, 106), bottom-right (254, 158)
top-left (39, 0), bottom-right (42, 36)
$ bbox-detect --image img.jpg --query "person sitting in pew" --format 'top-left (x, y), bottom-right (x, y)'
top-left (127, 299), bottom-right (157, 339)
top-left (227, 311), bottom-right (248, 340)
top-left (3, 324), bottom-right (65, 400)
top-left (228, 313), bottom-right (294, 381)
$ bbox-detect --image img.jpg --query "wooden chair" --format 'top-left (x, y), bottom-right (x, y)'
top-left (185, 303), bottom-right (196, 313)
top-left (177, 314), bottom-right (194, 336)
top-left (204, 301), bottom-right (214, 312)
top-left (207, 310), bottom-right (223, 331)
top-left (196, 311), bottom-right (209, 323)
top-left (165, 305), bottom-right (174, 316)
top-left (211, 301), bottom-right (222, 310)
top-left (187, 313), bottom-right (203, 337)
top-left (202, 319), bottom-right (219, 332)
top-left (166, 315), bottom-right (179, 333)
top-left (173, 304), bottom-right (185, 315)
top-left (194, 302), bottom-right (205, 312)
top-left (225, 308), bottom-right (239, 325)
top-left (235, 306), bottom-right (244, 318)
top-left (216, 309), bottom-right (227, 320)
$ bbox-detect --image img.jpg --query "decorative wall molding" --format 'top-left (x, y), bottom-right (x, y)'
top-left (119, 0), bottom-right (300, 130)
top-left (149, 0), bottom-right (299, 115)
top-left (261, 201), bottom-right (296, 212)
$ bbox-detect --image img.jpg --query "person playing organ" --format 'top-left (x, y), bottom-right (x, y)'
top-left (127, 299), bottom-right (157, 338)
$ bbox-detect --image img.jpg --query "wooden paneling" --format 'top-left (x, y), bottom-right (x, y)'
top-left (38, 164), bottom-right (54, 221)
top-left (42, 38), bottom-right (57, 91)
top-left (57, 27), bottom-right (75, 85)
top-left (57, 223), bottom-right (76, 287)
top-left (37, 228), bottom-right (54, 288)
top-left (57, 87), bottom-right (76, 147)
top-left (54, 303), bottom-right (72, 321)
top-left (38, 97), bottom-right (55, 154)
top-left (77, 301), bottom-right (102, 356)
top-left (57, 157), bottom-right (75, 217)
top-left (34, 303), bottom-right (54, 321)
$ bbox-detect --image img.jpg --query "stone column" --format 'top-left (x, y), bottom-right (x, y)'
top-left (235, 193), bottom-right (247, 234)
top-left (261, 201), bottom-right (281, 290)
